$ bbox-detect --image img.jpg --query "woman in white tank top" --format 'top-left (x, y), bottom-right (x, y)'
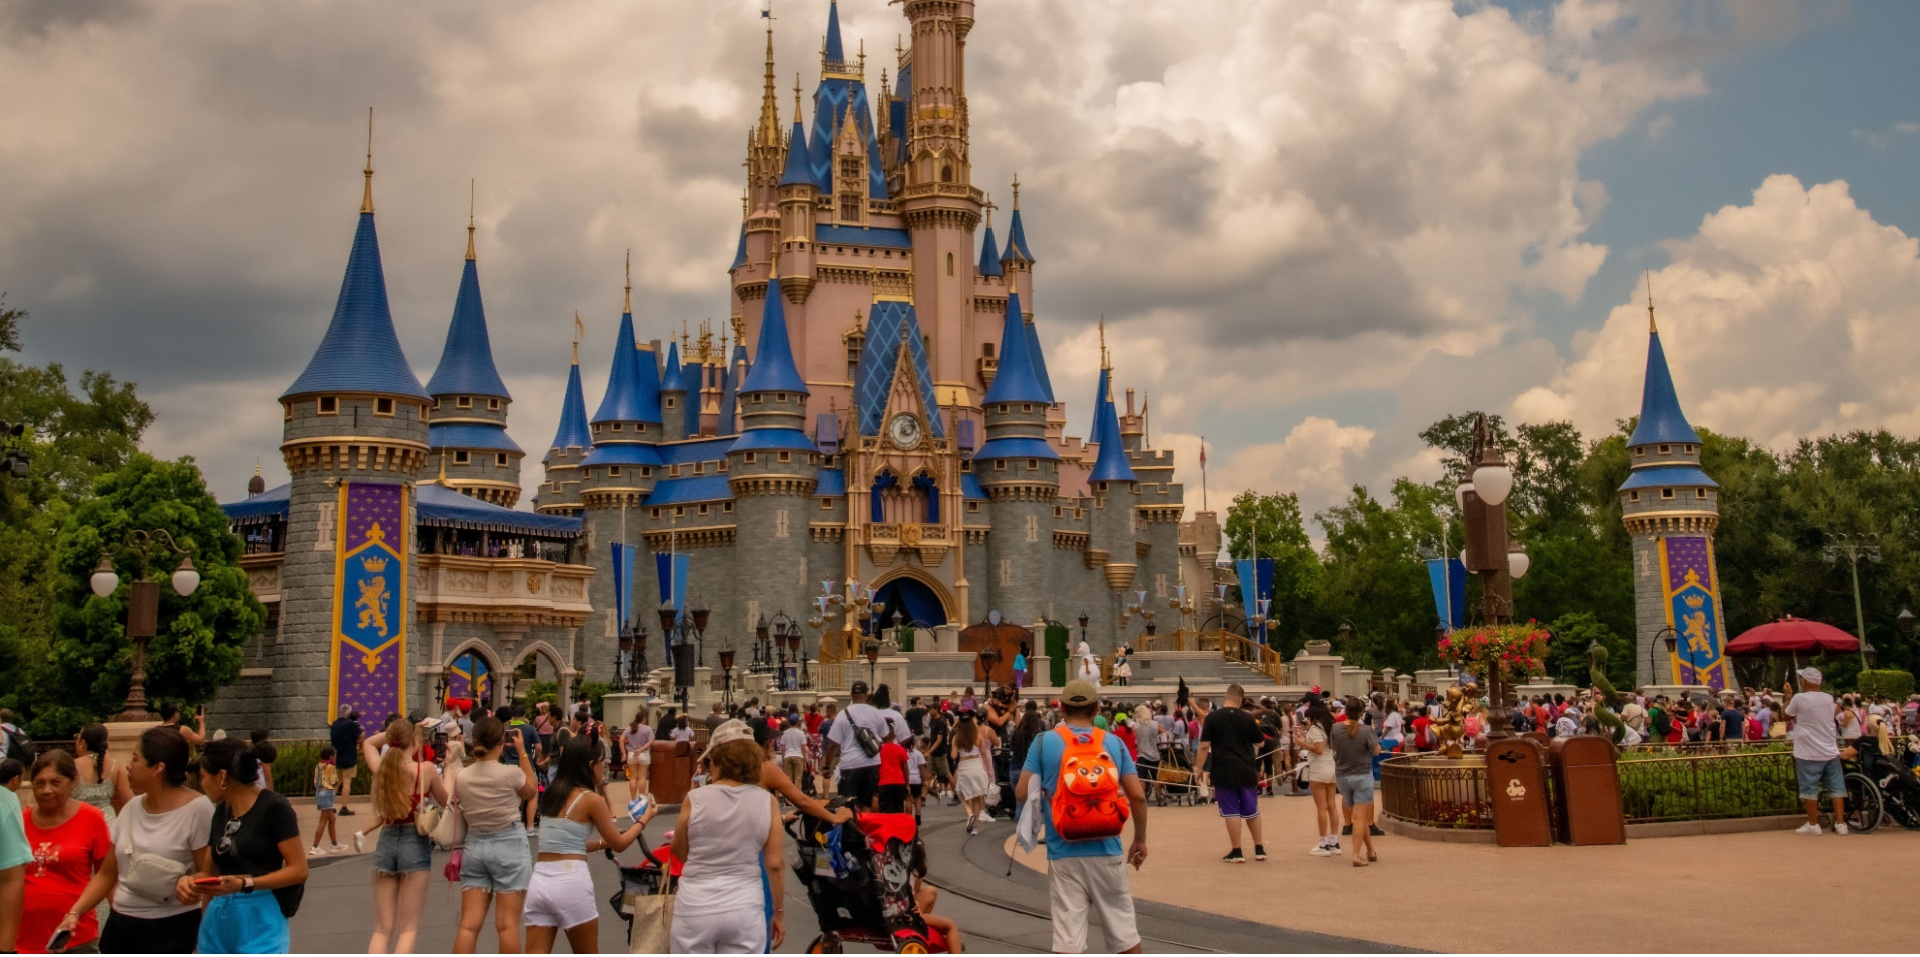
top-left (670, 722), bottom-right (786, 953)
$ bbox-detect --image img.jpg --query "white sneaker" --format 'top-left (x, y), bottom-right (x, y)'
top-left (353, 832), bottom-right (367, 853)
top-left (330, 844), bottom-right (348, 854)
top-left (309, 845), bottom-right (327, 857)
top-left (1309, 844), bottom-right (1335, 857)
top-left (978, 811), bottom-right (995, 823)
top-left (1834, 822), bottom-right (1850, 835)
top-left (1795, 823), bottom-right (1822, 836)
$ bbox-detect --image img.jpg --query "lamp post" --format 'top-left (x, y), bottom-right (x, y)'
top-left (89, 529), bottom-right (201, 722)
top-left (1824, 533), bottom-right (1881, 672)
top-left (719, 642), bottom-right (737, 711)
top-left (1454, 413), bottom-right (1531, 738)
top-left (776, 614), bottom-right (808, 691)
top-left (863, 635), bottom-right (882, 689)
top-left (1647, 626), bottom-right (1679, 688)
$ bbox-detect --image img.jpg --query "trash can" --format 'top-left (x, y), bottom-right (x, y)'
top-left (1486, 736), bottom-right (1553, 847)
top-left (649, 740), bottom-right (695, 805)
top-left (1549, 735), bottom-right (1626, 845)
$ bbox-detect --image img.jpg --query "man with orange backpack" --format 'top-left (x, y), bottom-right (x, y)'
top-left (1017, 680), bottom-right (1150, 954)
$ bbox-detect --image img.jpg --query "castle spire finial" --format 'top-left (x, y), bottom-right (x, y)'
top-left (1645, 268), bottom-right (1657, 334)
top-left (623, 249), bottom-right (632, 314)
top-left (756, 5), bottom-right (781, 143)
top-left (1012, 173), bottom-right (1021, 210)
top-left (794, 73), bottom-right (803, 120)
top-left (983, 192), bottom-right (994, 229)
top-left (1099, 315), bottom-right (1109, 370)
top-left (465, 179), bottom-right (477, 261)
top-left (361, 107), bottom-right (375, 214)
top-left (573, 311), bottom-right (583, 365)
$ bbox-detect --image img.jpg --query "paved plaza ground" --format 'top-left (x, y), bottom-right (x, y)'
top-left (1011, 791), bottom-right (1915, 953)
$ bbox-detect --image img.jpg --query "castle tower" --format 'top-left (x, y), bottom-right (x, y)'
top-left (1120, 388), bottom-right (1185, 623)
top-left (728, 269), bottom-right (818, 634)
top-left (658, 340), bottom-right (689, 443)
top-left (577, 267), bottom-right (665, 677)
top-left (999, 182), bottom-right (1036, 308)
top-left (1620, 304), bottom-right (1727, 691)
top-left (277, 151), bottom-right (431, 727)
top-left (899, 0), bottom-right (983, 398)
top-left (425, 212), bottom-right (522, 507)
top-left (534, 322), bottom-right (592, 516)
top-left (1087, 359), bottom-right (1140, 646)
top-left (975, 291), bottom-right (1058, 626)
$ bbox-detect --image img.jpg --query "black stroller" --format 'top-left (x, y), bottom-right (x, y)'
top-left (790, 800), bottom-right (947, 953)
top-left (1844, 734), bottom-right (1920, 832)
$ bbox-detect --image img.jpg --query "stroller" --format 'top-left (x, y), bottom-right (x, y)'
top-left (791, 800), bottom-right (949, 954)
top-left (1845, 734), bottom-right (1920, 832)
top-left (606, 834), bottom-right (677, 949)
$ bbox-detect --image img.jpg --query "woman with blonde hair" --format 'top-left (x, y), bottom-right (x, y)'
top-left (362, 717), bottom-right (449, 953)
top-left (950, 713), bottom-right (994, 834)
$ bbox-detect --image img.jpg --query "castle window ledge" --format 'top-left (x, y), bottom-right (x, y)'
top-left (238, 668), bottom-right (274, 679)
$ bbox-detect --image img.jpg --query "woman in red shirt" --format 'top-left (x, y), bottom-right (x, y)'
top-left (20, 751), bottom-right (112, 954)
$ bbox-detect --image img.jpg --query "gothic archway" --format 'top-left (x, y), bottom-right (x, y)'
top-left (442, 642), bottom-right (499, 710)
top-left (511, 640), bottom-right (572, 707)
top-left (873, 574), bottom-right (948, 646)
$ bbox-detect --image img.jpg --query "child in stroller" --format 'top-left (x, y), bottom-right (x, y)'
top-left (791, 798), bottom-right (952, 953)
top-left (1847, 733), bottom-right (1920, 830)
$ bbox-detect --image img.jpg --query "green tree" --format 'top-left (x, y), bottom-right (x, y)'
top-left (48, 454), bottom-right (264, 726)
top-left (1542, 612), bottom-right (1633, 689)
top-left (1314, 479), bottom-right (1454, 671)
top-left (1222, 490), bottom-right (1324, 653)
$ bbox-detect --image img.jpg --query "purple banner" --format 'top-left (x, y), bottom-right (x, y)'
top-left (1660, 535), bottom-right (1726, 692)
top-left (330, 482), bottom-right (409, 723)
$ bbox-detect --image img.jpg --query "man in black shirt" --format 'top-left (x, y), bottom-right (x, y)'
top-left (925, 710), bottom-right (952, 803)
top-left (327, 706), bottom-right (362, 815)
top-left (1196, 684), bottom-right (1267, 862)
top-left (906, 697), bottom-right (927, 737)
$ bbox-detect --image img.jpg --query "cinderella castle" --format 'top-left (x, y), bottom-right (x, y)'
top-left (215, 0), bottom-right (1220, 731)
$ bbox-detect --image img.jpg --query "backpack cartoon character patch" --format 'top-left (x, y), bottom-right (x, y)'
top-left (1049, 727), bottom-right (1130, 842)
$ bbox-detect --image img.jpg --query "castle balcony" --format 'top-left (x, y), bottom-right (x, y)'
top-left (240, 552), bottom-right (284, 607)
top-left (864, 521), bottom-right (951, 567)
top-left (413, 554), bottom-right (593, 629)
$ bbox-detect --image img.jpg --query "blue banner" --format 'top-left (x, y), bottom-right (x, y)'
top-left (655, 552), bottom-right (691, 666)
top-left (611, 543), bottom-right (637, 635)
top-left (1234, 557), bottom-right (1275, 644)
top-left (1426, 557), bottom-right (1466, 632)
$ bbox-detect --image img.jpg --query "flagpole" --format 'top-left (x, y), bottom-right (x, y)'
top-left (1200, 435), bottom-right (1208, 513)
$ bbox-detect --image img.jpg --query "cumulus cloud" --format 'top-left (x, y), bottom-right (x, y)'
top-left (1514, 175), bottom-right (1920, 448)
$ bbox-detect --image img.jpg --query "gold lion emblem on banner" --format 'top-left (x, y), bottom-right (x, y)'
top-left (356, 574), bottom-right (390, 638)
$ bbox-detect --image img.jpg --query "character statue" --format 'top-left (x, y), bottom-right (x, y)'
top-left (1434, 686), bottom-right (1468, 759)
top-left (1587, 642), bottom-right (1629, 744)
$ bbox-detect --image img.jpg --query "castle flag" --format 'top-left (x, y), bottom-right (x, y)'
top-left (1659, 536), bottom-right (1726, 691)
top-left (329, 482), bottom-right (409, 723)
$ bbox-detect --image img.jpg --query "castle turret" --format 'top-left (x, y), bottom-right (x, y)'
top-left (1000, 182), bottom-right (1036, 308)
top-left (278, 150), bottom-right (431, 727)
top-left (728, 270), bottom-right (817, 634)
top-left (533, 329), bottom-right (591, 517)
top-left (1086, 360), bottom-right (1139, 646)
top-left (975, 291), bottom-right (1057, 627)
top-left (425, 214), bottom-right (522, 507)
top-left (659, 340), bottom-right (688, 443)
top-left (1119, 388), bottom-right (1184, 624)
top-left (900, 0), bottom-right (982, 397)
top-left (1619, 301), bottom-right (1727, 691)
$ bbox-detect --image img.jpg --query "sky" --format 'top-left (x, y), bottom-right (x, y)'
top-left (5, 0), bottom-right (1919, 526)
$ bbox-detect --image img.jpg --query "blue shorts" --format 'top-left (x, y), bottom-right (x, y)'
top-left (315, 788), bottom-right (335, 811)
top-left (1215, 785), bottom-right (1261, 819)
top-left (461, 825), bottom-right (533, 893)
top-left (1795, 757), bottom-right (1845, 800)
top-left (374, 825), bottom-right (433, 875)
top-left (197, 890), bottom-right (289, 954)
top-left (1337, 773), bottom-right (1375, 806)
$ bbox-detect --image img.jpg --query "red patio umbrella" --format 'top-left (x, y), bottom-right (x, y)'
top-left (1724, 617), bottom-right (1860, 656)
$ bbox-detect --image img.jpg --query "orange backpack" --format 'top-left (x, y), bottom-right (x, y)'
top-left (1049, 726), bottom-right (1130, 842)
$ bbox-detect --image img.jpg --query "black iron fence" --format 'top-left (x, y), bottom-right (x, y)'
top-left (1379, 753), bottom-right (1494, 830)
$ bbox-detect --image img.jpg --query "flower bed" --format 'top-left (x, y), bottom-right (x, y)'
top-left (1437, 622), bottom-right (1548, 684)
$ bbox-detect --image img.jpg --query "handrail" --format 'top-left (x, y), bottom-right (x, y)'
top-left (1133, 628), bottom-right (1290, 684)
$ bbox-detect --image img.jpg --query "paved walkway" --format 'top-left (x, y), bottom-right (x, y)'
top-left (1009, 790), bottom-right (1916, 953)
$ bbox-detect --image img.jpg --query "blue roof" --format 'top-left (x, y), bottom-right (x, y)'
top-left (1025, 315), bottom-right (1054, 403)
top-left (283, 211), bottom-right (428, 400)
top-left (740, 278), bottom-right (809, 394)
top-left (581, 442), bottom-right (664, 468)
top-left (1088, 368), bottom-right (1137, 482)
top-left (814, 467), bottom-right (846, 497)
top-left (659, 341), bottom-right (687, 393)
top-left (815, 224), bottom-right (913, 249)
top-left (824, 0), bottom-right (845, 63)
top-left (977, 227), bottom-right (1003, 277)
top-left (1617, 464), bottom-right (1719, 492)
top-left (963, 473), bottom-right (988, 501)
top-left (656, 437), bottom-right (735, 466)
top-left (728, 427), bottom-right (816, 453)
top-left (546, 361), bottom-right (591, 455)
top-left (644, 475), bottom-right (734, 506)
top-left (430, 422), bottom-right (523, 454)
top-left (718, 346), bottom-right (745, 436)
top-left (974, 436), bottom-right (1061, 462)
top-left (780, 120), bottom-right (817, 188)
top-left (425, 257), bottom-right (509, 399)
top-left (888, 63), bottom-right (910, 166)
top-left (591, 312), bottom-right (663, 424)
top-left (853, 300), bottom-right (945, 438)
top-left (1627, 330), bottom-right (1701, 447)
top-left (729, 226), bottom-right (748, 272)
top-left (223, 482), bottom-right (581, 536)
top-left (982, 292), bottom-right (1050, 404)
top-left (807, 77), bottom-right (888, 198)
top-left (1002, 207), bottom-right (1035, 263)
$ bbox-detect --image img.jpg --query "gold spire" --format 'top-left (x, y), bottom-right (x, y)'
top-left (681, 319), bottom-right (691, 352)
top-left (794, 74), bottom-right (803, 124)
top-left (360, 107), bottom-right (375, 214)
top-left (573, 312), bottom-right (583, 365)
top-left (465, 179), bottom-right (477, 261)
top-left (623, 249), bottom-right (632, 314)
top-left (1645, 268), bottom-right (1657, 334)
top-left (1011, 173), bottom-right (1021, 210)
top-left (757, 17), bottom-right (781, 143)
top-left (770, 244), bottom-right (781, 280)
top-left (982, 192), bottom-right (994, 230)
top-left (1098, 316), bottom-right (1109, 370)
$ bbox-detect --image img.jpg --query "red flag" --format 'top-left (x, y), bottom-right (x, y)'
top-left (1199, 444), bottom-right (1207, 467)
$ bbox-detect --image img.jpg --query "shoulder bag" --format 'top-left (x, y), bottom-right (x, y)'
top-left (120, 805), bottom-right (192, 904)
top-left (428, 766), bottom-right (465, 851)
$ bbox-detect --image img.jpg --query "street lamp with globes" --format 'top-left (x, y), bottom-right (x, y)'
top-left (90, 529), bottom-right (201, 722)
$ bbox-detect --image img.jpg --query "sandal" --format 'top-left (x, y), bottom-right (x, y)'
top-left (1367, 851), bottom-right (1378, 862)
top-left (1351, 859), bottom-right (1369, 867)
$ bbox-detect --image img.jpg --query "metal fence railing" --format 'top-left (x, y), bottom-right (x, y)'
top-left (1379, 753), bottom-right (1494, 830)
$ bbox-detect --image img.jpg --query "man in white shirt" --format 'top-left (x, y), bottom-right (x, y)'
top-left (780, 720), bottom-right (808, 788)
top-left (1783, 667), bottom-right (1847, 835)
top-left (825, 681), bottom-right (887, 809)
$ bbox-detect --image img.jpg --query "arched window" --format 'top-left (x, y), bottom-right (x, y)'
top-left (941, 164), bottom-right (953, 183)
top-left (946, 252), bottom-right (954, 275)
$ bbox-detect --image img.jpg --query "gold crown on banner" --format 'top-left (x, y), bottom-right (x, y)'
top-left (362, 556), bottom-right (389, 573)
top-left (1684, 593), bottom-right (1705, 610)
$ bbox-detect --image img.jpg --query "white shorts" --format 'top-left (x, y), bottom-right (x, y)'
top-left (1046, 855), bottom-right (1140, 954)
top-left (524, 860), bottom-right (598, 929)
top-left (670, 907), bottom-right (769, 954)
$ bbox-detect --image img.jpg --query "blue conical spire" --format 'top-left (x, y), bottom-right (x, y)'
top-left (659, 340), bottom-right (686, 395)
top-left (1627, 327), bottom-right (1700, 447)
top-left (780, 120), bottom-right (816, 187)
top-left (426, 255), bottom-right (510, 400)
top-left (1025, 317), bottom-right (1054, 403)
top-left (591, 311), bottom-right (662, 425)
top-left (283, 208), bottom-right (428, 400)
top-left (1002, 207), bottom-right (1035, 264)
top-left (1088, 367), bottom-right (1137, 482)
top-left (824, 0), bottom-right (844, 64)
top-left (719, 343), bottom-right (747, 434)
top-left (547, 359), bottom-right (591, 455)
top-left (740, 277), bottom-right (809, 394)
top-left (977, 226), bottom-right (1003, 277)
top-left (982, 292), bottom-right (1048, 405)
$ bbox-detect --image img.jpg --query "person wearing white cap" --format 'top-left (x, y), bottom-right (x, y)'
top-left (1783, 668), bottom-right (1848, 835)
top-left (670, 720), bottom-right (786, 953)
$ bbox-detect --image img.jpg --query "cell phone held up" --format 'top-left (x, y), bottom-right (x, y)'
top-left (46, 928), bottom-right (72, 952)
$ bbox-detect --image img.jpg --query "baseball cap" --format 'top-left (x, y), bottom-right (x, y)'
top-left (850, 680), bottom-right (870, 696)
top-left (709, 719), bottom-right (754, 748)
top-left (1062, 680), bottom-right (1099, 708)
top-left (1797, 667), bottom-right (1822, 684)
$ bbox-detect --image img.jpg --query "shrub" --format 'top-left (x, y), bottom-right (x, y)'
top-left (576, 681), bottom-right (612, 720)
top-left (1858, 669), bottom-right (1915, 702)
top-left (269, 739), bottom-right (371, 797)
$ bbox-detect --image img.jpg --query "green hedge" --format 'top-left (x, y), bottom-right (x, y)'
top-left (1858, 669), bottom-right (1915, 702)
top-left (268, 740), bottom-right (372, 798)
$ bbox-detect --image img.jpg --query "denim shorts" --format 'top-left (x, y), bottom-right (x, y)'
top-left (1337, 773), bottom-right (1375, 806)
top-left (460, 825), bottom-right (532, 894)
top-left (314, 788), bottom-right (335, 811)
top-left (1795, 757), bottom-right (1845, 800)
top-left (374, 825), bottom-right (433, 875)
